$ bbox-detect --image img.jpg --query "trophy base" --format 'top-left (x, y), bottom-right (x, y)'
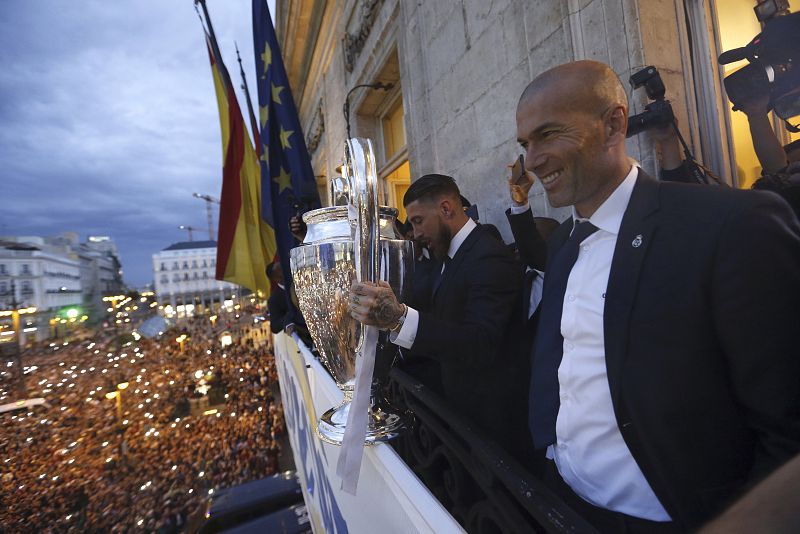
top-left (317, 400), bottom-right (409, 446)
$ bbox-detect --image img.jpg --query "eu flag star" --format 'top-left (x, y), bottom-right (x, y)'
top-left (279, 127), bottom-right (294, 149)
top-left (271, 83), bottom-right (284, 105)
top-left (261, 42), bottom-right (272, 74)
top-left (273, 166), bottom-right (292, 193)
top-left (259, 106), bottom-right (269, 128)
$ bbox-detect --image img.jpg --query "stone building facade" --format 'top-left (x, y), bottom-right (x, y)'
top-left (151, 241), bottom-right (239, 317)
top-left (276, 0), bottom-right (799, 239)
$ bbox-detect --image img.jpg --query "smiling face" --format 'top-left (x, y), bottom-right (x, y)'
top-left (516, 62), bottom-right (630, 217)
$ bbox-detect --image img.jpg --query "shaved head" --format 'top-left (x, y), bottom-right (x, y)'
top-left (515, 60), bottom-right (632, 217)
top-left (518, 60), bottom-right (628, 118)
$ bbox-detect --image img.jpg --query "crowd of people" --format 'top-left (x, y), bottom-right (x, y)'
top-left (0, 309), bottom-right (286, 533)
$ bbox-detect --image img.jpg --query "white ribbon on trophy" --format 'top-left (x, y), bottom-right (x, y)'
top-left (336, 138), bottom-right (381, 494)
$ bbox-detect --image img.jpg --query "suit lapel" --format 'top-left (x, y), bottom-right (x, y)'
top-left (604, 171), bottom-right (660, 407)
top-left (432, 225), bottom-right (482, 302)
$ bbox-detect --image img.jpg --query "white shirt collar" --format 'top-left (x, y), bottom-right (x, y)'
top-left (277, 283), bottom-right (285, 290)
top-left (572, 165), bottom-right (638, 236)
top-left (447, 217), bottom-right (477, 259)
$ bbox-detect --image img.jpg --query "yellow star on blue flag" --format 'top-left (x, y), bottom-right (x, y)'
top-left (253, 0), bottom-right (321, 293)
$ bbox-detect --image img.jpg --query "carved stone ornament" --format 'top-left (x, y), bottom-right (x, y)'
top-left (306, 102), bottom-right (325, 155)
top-left (343, 0), bottom-right (384, 73)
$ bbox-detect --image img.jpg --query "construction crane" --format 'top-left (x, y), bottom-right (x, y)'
top-left (178, 224), bottom-right (205, 241)
top-left (192, 193), bottom-right (220, 242)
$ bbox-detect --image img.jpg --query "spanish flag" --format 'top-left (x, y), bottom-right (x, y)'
top-left (203, 26), bottom-right (276, 295)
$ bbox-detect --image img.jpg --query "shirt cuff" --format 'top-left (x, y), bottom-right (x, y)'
top-left (388, 306), bottom-right (419, 349)
top-left (510, 203), bottom-right (531, 215)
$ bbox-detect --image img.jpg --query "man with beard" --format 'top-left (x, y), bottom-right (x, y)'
top-left (349, 174), bottom-right (529, 453)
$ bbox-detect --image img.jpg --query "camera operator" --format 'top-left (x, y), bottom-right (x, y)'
top-left (627, 65), bottom-right (712, 184)
top-left (737, 93), bottom-right (790, 174)
top-left (649, 120), bottom-right (696, 184)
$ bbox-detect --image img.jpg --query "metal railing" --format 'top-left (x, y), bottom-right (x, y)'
top-left (388, 368), bottom-right (598, 534)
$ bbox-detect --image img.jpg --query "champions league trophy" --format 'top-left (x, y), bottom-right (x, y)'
top-left (290, 138), bottom-right (413, 445)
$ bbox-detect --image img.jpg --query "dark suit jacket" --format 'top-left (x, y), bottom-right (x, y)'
top-left (506, 206), bottom-right (548, 271)
top-left (396, 254), bottom-right (443, 393)
top-left (542, 170), bottom-right (800, 529)
top-left (407, 224), bottom-right (527, 448)
top-left (267, 284), bottom-right (302, 334)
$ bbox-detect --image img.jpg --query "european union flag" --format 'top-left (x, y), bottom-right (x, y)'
top-left (252, 0), bottom-right (321, 283)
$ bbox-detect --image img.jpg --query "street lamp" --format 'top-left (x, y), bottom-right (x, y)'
top-left (176, 334), bottom-right (188, 353)
top-left (105, 381), bottom-right (128, 459)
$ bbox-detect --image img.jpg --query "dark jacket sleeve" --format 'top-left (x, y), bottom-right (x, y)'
top-left (660, 162), bottom-right (696, 183)
top-left (506, 207), bottom-right (547, 270)
top-left (712, 191), bottom-right (800, 481)
top-left (411, 246), bottom-right (522, 367)
top-left (267, 289), bottom-right (289, 334)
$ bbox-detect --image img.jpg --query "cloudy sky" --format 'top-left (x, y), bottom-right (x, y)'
top-left (0, 1), bottom-right (275, 286)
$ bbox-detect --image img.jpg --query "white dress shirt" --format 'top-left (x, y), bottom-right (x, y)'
top-left (547, 166), bottom-right (670, 521)
top-left (391, 217), bottom-right (477, 349)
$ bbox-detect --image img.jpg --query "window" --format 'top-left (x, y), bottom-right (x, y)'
top-left (202, 259), bottom-right (208, 268)
top-left (193, 272), bottom-right (199, 280)
top-left (0, 264), bottom-right (6, 275)
top-left (182, 261), bottom-right (189, 269)
top-left (202, 272), bottom-right (208, 279)
top-left (172, 262), bottom-right (179, 270)
top-left (688, 0), bottom-right (800, 188)
top-left (0, 282), bottom-right (7, 293)
top-left (160, 263), bottom-right (167, 271)
top-left (172, 274), bottom-right (180, 283)
top-left (183, 273), bottom-right (189, 281)
top-left (21, 264), bottom-right (31, 275)
top-left (192, 260), bottom-right (198, 268)
top-left (380, 94), bottom-right (410, 222)
top-left (160, 275), bottom-right (168, 284)
top-left (21, 281), bottom-right (32, 293)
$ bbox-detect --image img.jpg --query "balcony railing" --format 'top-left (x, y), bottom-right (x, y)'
top-left (388, 368), bottom-right (598, 534)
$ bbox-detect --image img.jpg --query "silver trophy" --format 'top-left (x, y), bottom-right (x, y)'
top-left (290, 138), bottom-right (413, 445)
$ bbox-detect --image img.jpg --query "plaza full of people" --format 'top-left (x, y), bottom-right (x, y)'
top-left (0, 309), bottom-right (285, 533)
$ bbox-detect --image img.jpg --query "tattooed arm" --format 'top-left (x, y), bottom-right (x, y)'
top-left (349, 281), bottom-right (406, 330)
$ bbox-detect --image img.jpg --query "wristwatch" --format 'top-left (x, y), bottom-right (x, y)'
top-left (390, 304), bottom-right (408, 333)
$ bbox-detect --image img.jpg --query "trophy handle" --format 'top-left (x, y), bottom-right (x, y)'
top-left (343, 138), bottom-right (381, 353)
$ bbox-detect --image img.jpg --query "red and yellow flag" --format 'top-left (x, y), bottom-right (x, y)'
top-left (205, 35), bottom-right (276, 295)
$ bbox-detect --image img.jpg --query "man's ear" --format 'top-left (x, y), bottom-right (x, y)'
top-left (604, 105), bottom-right (628, 147)
top-left (439, 197), bottom-right (455, 219)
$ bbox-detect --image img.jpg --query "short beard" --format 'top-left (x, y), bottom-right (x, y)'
top-left (430, 223), bottom-right (452, 262)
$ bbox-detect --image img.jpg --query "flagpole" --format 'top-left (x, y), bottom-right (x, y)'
top-left (195, 0), bottom-right (231, 88)
top-left (235, 41), bottom-right (261, 150)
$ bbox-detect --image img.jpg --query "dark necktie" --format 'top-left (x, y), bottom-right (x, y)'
top-left (431, 256), bottom-right (450, 297)
top-left (529, 220), bottom-right (599, 449)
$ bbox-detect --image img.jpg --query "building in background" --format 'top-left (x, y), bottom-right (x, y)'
top-left (0, 238), bottom-right (83, 342)
top-left (152, 241), bottom-right (240, 318)
top-left (276, 0), bottom-right (800, 237)
top-left (0, 233), bottom-right (125, 341)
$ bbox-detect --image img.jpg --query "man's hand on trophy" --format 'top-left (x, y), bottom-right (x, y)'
top-left (349, 281), bottom-right (406, 330)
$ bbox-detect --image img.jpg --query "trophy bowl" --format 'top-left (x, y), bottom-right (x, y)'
top-left (290, 205), bottom-right (414, 445)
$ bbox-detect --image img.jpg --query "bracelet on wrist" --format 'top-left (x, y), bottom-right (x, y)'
top-left (389, 304), bottom-right (407, 332)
